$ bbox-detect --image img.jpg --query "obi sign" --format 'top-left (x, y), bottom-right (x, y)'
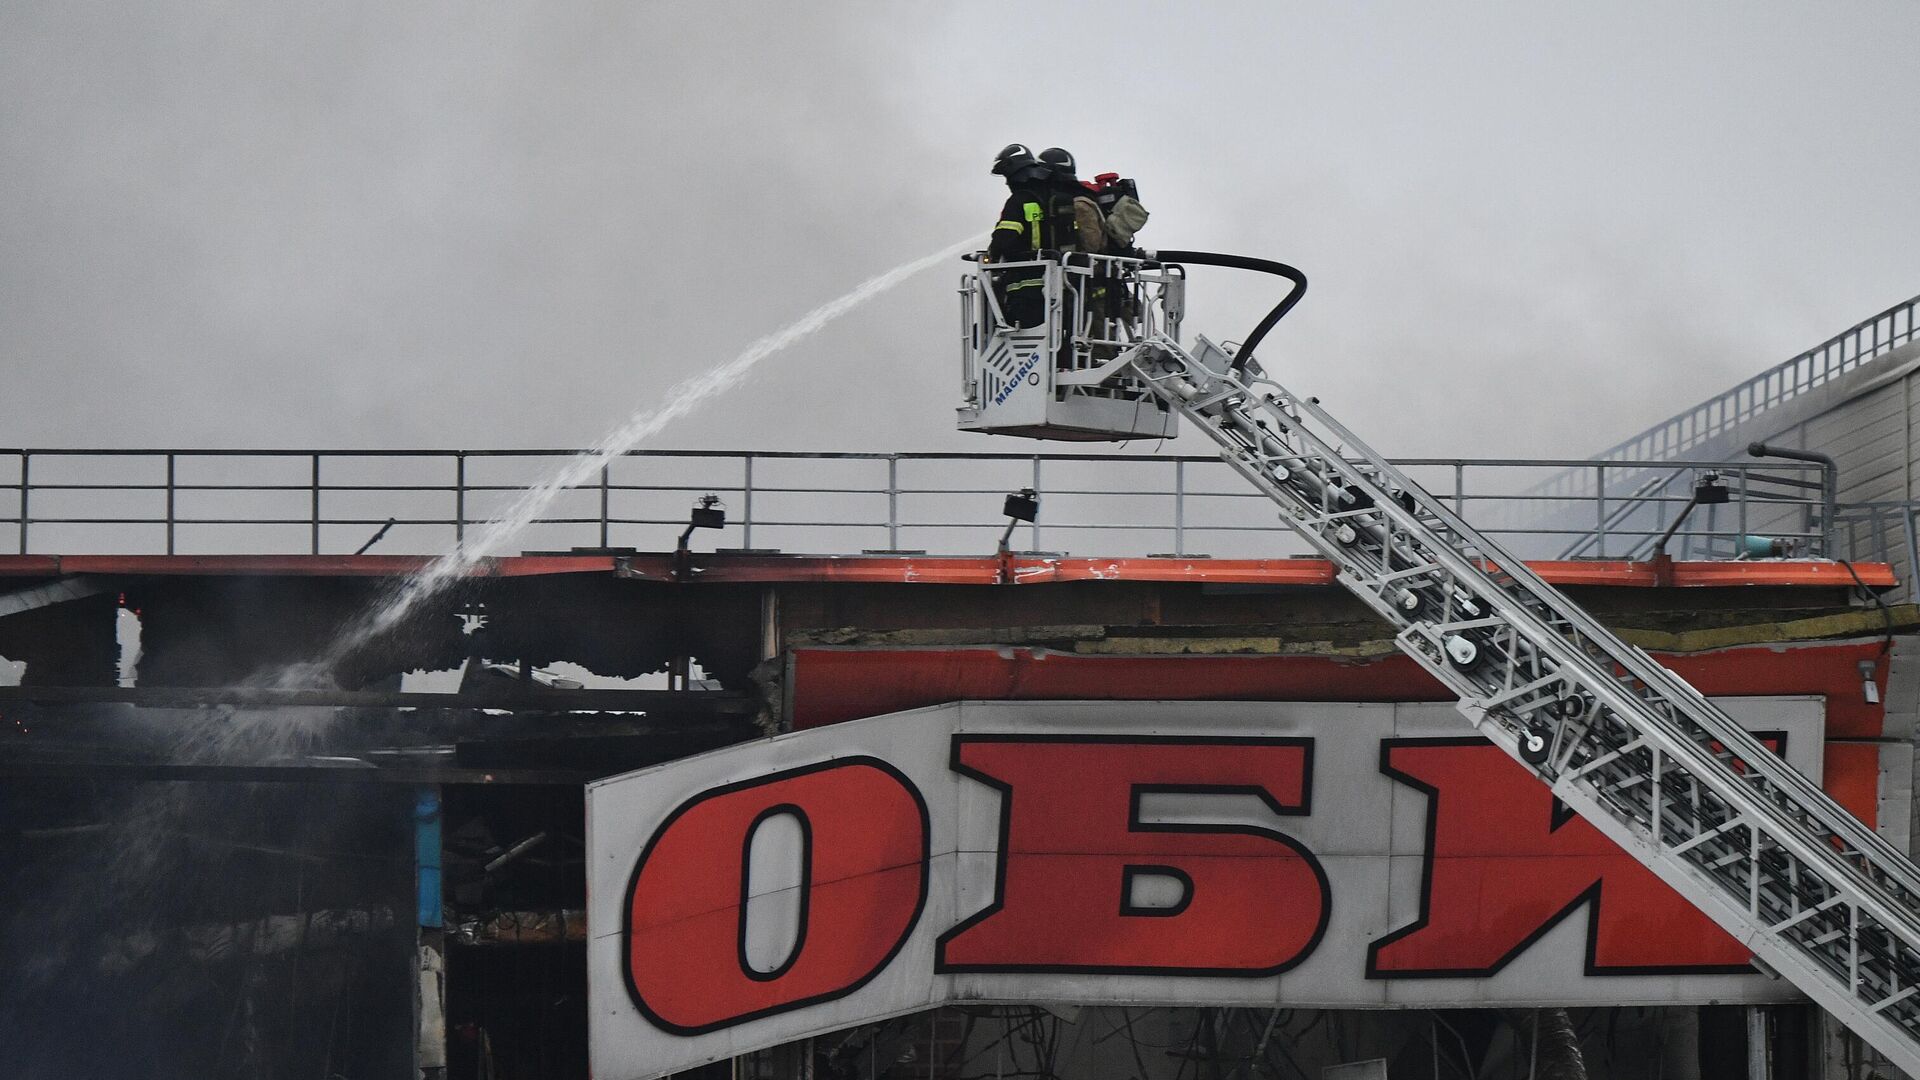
top-left (587, 698), bottom-right (1822, 1080)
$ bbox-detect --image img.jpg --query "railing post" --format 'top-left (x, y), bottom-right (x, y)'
top-left (1174, 458), bottom-right (1186, 558)
top-left (1594, 464), bottom-right (1607, 558)
top-left (1453, 462), bottom-right (1464, 516)
top-left (1736, 468), bottom-right (1749, 557)
top-left (886, 455), bottom-right (899, 551)
top-left (1822, 460), bottom-right (1838, 559)
top-left (599, 462), bottom-right (611, 549)
top-left (454, 453), bottom-right (466, 550)
top-left (1031, 456), bottom-right (1042, 550)
top-left (1905, 507), bottom-right (1920, 607)
top-left (742, 454), bottom-right (754, 550)
top-left (17, 452), bottom-right (27, 555)
top-left (310, 453), bottom-right (322, 555)
top-left (165, 453), bottom-right (176, 556)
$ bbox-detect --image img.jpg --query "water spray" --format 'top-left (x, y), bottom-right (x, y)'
top-left (302, 235), bottom-right (977, 682)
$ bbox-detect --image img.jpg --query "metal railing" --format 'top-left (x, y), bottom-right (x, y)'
top-left (1503, 291), bottom-right (1920, 563)
top-left (1833, 503), bottom-right (1920, 603)
top-left (0, 448), bottom-right (1834, 563)
top-left (1597, 292), bottom-right (1920, 464)
top-left (1544, 460), bottom-right (1834, 561)
top-left (961, 252), bottom-right (1185, 404)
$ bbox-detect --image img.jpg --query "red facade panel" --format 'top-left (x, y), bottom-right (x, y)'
top-left (788, 641), bottom-right (1892, 827)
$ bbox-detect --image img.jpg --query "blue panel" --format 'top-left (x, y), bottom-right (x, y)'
top-left (415, 786), bottom-right (442, 929)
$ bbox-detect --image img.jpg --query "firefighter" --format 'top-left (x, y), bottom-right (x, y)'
top-left (1039, 146), bottom-right (1121, 350)
top-left (986, 143), bottom-right (1077, 328)
top-left (1038, 147), bottom-right (1095, 234)
top-left (1037, 147), bottom-right (1081, 193)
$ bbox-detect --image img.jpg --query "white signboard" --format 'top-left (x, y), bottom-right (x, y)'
top-left (587, 698), bottom-right (1823, 1080)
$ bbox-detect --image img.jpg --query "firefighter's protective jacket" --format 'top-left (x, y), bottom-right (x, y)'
top-left (987, 184), bottom-right (1079, 262)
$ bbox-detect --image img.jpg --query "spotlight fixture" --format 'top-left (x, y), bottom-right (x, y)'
top-left (1693, 471), bottom-right (1730, 505)
top-left (688, 493), bottom-right (726, 532)
top-left (675, 494), bottom-right (728, 577)
top-left (1003, 489), bottom-right (1039, 523)
top-left (1861, 660), bottom-right (1882, 706)
top-left (998, 488), bottom-right (1039, 556)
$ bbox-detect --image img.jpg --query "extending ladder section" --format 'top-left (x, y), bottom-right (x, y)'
top-left (1123, 331), bottom-right (1920, 1075)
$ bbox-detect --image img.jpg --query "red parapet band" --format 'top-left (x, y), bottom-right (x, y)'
top-left (0, 553), bottom-right (1895, 588)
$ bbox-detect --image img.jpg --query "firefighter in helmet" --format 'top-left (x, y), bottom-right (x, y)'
top-left (986, 143), bottom-right (1078, 328)
top-left (1036, 145), bottom-right (1122, 350)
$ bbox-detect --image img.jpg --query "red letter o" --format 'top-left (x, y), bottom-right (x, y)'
top-left (624, 758), bottom-right (929, 1033)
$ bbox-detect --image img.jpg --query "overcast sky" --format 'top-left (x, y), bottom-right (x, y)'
top-left (5, 2), bottom-right (1919, 460)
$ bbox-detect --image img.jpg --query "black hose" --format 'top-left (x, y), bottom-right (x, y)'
top-left (1150, 250), bottom-right (1308, 371)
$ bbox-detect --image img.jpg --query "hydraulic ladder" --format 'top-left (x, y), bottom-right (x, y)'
top-left (1115, 329), bottom-right (1920, 1075)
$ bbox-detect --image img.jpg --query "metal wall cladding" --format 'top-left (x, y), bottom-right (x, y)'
top-left (586, 698), bottom-right (1824, 1080)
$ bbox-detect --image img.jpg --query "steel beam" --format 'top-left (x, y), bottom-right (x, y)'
top-left (0, 760), bottom-right (597, 785)
top-left (0, 575), bottom-right (108, 618)
top-left (0, 683), bottom-right (756, 716)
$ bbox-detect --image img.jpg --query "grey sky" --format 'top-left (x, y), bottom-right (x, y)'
top-left (4, 2), bottom-right (1918, 460)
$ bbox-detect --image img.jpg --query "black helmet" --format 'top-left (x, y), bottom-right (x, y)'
top-left (992, 143), bottom-right (1037, 176)
top-left (1038, 147), bottom-right (1077, 179)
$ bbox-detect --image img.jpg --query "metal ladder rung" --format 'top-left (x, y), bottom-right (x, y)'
top-left (1770, 894), bottom-right (1847, 933)
top-left (1428, 615), bottom-right (1507, 634)
top-left (1708, 845), bottom-right (1757, 870)
top-left (1568, 737), bottom-right (1647, 782)
top-left (1373, 562), bottom-right (1444, 585)
top-left (1482, 672), bottom-right (1574, 712)
top-left (1669, 816), bottom-right (1748, 857)
top-left (1873, 986), bottom-right (1917, 1014)
top-left (1309, 506), bottom-right (1387, 525)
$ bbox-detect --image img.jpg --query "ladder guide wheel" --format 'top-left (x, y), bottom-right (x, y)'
top-left (1443, 633), bottom-right (1481, 671)
top-left (1519, 722), bottom-right (1553, 766)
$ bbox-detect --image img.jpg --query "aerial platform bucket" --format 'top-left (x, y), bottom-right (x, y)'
top-left (956, 254), bottom-right (1183, 442)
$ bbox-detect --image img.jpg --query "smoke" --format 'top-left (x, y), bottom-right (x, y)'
top-left (0, 762), bottom-right (415, 1079)
top-left (0, 5), bottom-right (977, 453)
top-left (8, 4), bottom-right (1918, 462)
